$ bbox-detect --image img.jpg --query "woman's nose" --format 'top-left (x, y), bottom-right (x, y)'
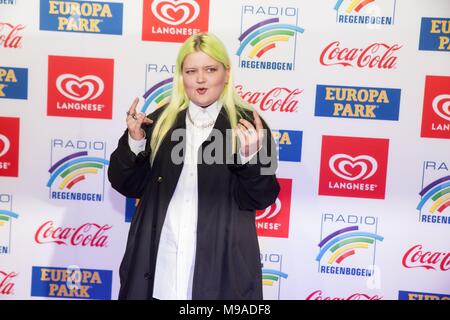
top-left (196, 71), bottom-right (206, 83)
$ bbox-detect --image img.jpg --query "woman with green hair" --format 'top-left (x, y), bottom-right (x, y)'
top-left (109, 32), bottom-right (280, 300)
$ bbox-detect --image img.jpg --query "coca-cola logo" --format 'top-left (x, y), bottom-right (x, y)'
top-left (402, 244), bottom-right (450, 271)
top-left (256, 198), bottom-right (281, 221)
top-left (306, 290), bottom-right (383, 300)
top-left (235, 85), bottom-right (301, 113)
top-left (329, 153), bottom-right (378, 181)
top-left (35, 221), bottom-right (111, 247)
top-left (320, 41), bottom-right (402, 69)
top-left (0, 271), bottom-right (18, 295)
top-left (151, 0), bottom-right (199, 26)
top-left (56, 74), bottom-right (104, 101)
top-left (0, 134), bottom-right (10, 158)
top-left (432, 94), bottom-right (450, 121)
top-left (0, 22), bottom-right (24, 48)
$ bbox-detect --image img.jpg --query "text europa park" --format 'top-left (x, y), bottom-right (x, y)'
top-left (48, 1), bottom-right (113, 32)
top-left (40, 268), bottom-right (102, 298)
top-left (0, 68), bottom-right (17, 97)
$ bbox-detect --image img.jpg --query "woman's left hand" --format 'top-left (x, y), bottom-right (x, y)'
top-left (237, 111), bottom-right (264, 158)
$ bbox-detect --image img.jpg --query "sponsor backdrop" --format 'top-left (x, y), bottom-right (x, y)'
top-left (0, 0), bottom-right (449, 300)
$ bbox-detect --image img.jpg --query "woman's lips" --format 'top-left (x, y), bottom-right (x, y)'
top-left (196, 88), bottom-right (207, 95)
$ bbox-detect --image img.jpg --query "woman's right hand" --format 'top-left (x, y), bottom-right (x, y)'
top-left (126, 97), bottom-right (153, 140)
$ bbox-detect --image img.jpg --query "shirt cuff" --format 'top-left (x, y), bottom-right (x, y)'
top-left (239, 145), bottom-right (262, 164)
top-left (128, 133), bottom-right (147, 155)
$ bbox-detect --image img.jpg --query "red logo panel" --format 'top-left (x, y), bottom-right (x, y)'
top-left (319, 136), bottom-right (389, 199)
top-left (142, 0), bottom-right (209, 43)
top-left (256, 178), bottom-right (292, 238)
top-left (420, 75), bottom-right (450, 139)
top-left (0, 117), bottom-right (19, 177)
top-left (47, 55), bottom-right (114, 119)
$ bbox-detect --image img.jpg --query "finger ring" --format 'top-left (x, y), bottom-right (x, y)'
top-left (126, 111), bottom-right (137, 120)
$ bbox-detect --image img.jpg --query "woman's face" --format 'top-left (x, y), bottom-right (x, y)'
top-left (182, 51), bottom-right (229, 107)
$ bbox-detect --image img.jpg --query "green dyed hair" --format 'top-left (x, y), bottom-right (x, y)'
top-left (149, 32), bottom-right (252, 163)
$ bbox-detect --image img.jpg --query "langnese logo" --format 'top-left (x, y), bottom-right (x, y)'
top-left (334, 0), bottom-right (396, 25)
top-left (237, 5), bottom-right (305, 71)
top-left (315, 84), bottom-right (400, 121)
top-left (316, 213), bottom-right (384, 277)
top-left (142, 62), bottom-right (175, 114)
top-left (47, 55), bottom-right (114, 119)
top-left (47, 138), bottom-right (109, 202)
top-left (419, 18), bottom-right (450, 52)
top-left (0, 22), bottom-right (24, 49)
top-left (0, 66), bottom-right (28, 100)
top-left (402, 244), bottom-right (449, 271)
top-left (0, 117), bottom-right (19, 177)
top-left (417, 161), bottom-right (450, 225)
top-left (420, 75), bottom-right (450, 139)
top-left (260, 253), bottom-right (288, 300)
top-left (0, 194), bottom-right (19, 254)
top-left (272, 130), bottom-right (302, 163)
top-left (320, 41), bottom-right (402, 69)
top-left (306, 290), bottom-right (382, 300)
top-left (35, 221), bottom-right (111, 248)
top-left (31, 266), bottom-right (112, 299)
top-left (142, 0), bottom-right (209, 43)
top-left (236, 84), bottom-right (302, 113)
top-left (399, 290), bottom-right (450, 300)
top-left (319, 135), bottom-right (389, 199)
top-left (0, 270), bottom-right (18, 296)
top-left (256, 178), bottom-right (291, 238)
top-left (39, 0), bottom-right (123, 35)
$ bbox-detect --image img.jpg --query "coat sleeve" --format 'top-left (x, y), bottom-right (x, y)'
top-left (229, 118), bottom-right (280, 211)
top-left (107, 110), bottom-right (161, 198)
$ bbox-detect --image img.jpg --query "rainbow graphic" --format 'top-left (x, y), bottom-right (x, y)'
top-left (141, 77), bottom-right (173, 113)
top-left (262, 268), bottom-right (288, 286)
top-left (0, 210), bottom-right (19, 228)
top-left (334, 0), bottom-right (375, 13)
top-left (236, 18), bottom-right (304, 59)
top-left (47, 151), bottom-right (109, 190)
top-left (316, 226), bottom-right (383, 264)
top-left (417, 175), bottom-right (450, 214)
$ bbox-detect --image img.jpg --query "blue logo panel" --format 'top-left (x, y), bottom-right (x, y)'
top-left (40, 0), bottom-right (123, 35)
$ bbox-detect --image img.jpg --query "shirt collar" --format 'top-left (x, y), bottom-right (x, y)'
top-left (188, 100), bottom-right (221, 123)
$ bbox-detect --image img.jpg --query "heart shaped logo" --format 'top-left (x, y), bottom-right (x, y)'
top-left (329, 153), bottom-right (378, 181)
top-left (432, 94), bottom-right (450, 122)
top-left (56, 74), bottom-right (104, 102)
top-left (151, 0), bottom-right (199, 26)
top-left (0, 134), bottom-right (10, 158)
top-left (256, 198), bottom-right (281, 220)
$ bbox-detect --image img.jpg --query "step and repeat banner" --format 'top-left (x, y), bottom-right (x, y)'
top-left (1, 0), bottom-right (449, 300)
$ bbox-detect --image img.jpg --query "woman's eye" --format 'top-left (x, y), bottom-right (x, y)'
top-left (206, 68), bottom-right (217, 73)
top-left (185, 70), bottom-right (195, 74)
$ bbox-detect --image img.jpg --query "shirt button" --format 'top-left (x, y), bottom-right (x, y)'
top-left (144, 272), bottom-right (152, 280)
top-left (157, 176), bottom-right (163, 183)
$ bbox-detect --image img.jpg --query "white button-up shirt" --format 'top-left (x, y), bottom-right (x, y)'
top-left (128, 101), bottom-right (257, 300)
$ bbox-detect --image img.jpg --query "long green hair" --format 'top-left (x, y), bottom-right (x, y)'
top-left (149, 32), bottom-right (252, 163)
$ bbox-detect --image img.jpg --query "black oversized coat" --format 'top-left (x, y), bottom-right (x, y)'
top-left (108, 105), bottom-right (280, 300)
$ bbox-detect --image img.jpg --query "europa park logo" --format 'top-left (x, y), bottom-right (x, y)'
top-left (142, 0), bottom-right (209, 43)
top-left (47, 55), bottom-right (114, 119)
top-left (319, 136), bottom-right (389, 199)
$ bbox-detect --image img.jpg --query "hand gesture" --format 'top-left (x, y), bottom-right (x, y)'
top-left (237, 111), bottom-right (264, 158)
top-left (126, 97), bottom-right (153, 140)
